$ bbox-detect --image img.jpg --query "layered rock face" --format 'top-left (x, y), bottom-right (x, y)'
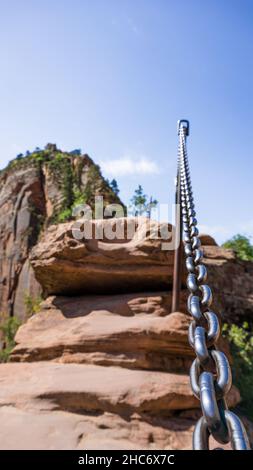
top-left (203, 245), bottom-right (253, 324)
top-left (0, 361), bottom-right (240, 450)
top-left (30, 219), bottom-right (253, 324)
top-left (2, 302), bottom-right (239, 450)
top-left (0, 163), bottom-right (44, 319)
top-left (30, 218), bottom-right (175, 295)
top-left (0, 217), bottom-right (250, 450)
top-left (11, 293), bottom-right (230, 367)
top-left (0, 147), bottom-right (122, 318)
top-left (0, 150), bottom-right (253, 450)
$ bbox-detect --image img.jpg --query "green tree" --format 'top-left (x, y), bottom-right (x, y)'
top-left (130, 185), bottom-right (147, 215)
top-left (130, 185), bottom-right (158, 217)
top-left (222, 234), bottom-right (253, 261)
top-left (62, 159), bottom-right (74, 209)
top-left (109, 179), bottom-right (120, 196)
top-left (146, 196), bottom-right (158, 219)
top-left (70, 149), bottom-right (82, 156)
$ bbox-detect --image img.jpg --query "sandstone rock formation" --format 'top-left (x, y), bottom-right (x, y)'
top-left (5, 232), bottom-right (241, 450)
top-left (11, 293), bottom-right (230, 367)
top-left (11, 295), bottom-right (192, 367)
top-left (0, 150), bottom-right (253, 449)
top-left (0, 147), bottom-right (122, 318)
top-left (203, 244), bottom-right (253, 324)
top-left (0, 361), bottom-right (240, 450)
top-left (30, 219), bottom-right (253, 324)
top-left (30, 218), bottom-right (175, 295)
top-left (0, 405), bottom-right (195, 450)
top-left (1, 313), bottom-right (241, 451)
top-left (0, 362), bottom-right (207, 414)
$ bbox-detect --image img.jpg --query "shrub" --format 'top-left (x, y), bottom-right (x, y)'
top-left (24, 293), bottom-right (42, 318)
top-left (222, 234), bottom-right (253, 261)
top-left (57, 208), bottom-right (73, 223)
top-left (0, 315), bottom-right (21, 363)
top-left (222, 322), bottom-right (253, 419)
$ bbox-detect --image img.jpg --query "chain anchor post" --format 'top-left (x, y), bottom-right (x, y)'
top-left (171, 120), bottom-right (190, 313)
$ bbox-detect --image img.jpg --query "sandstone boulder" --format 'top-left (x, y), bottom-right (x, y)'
top-left (30, 218), bottom-right (175, 295)
top-left (0, 405), bottom-right (195, 450)
top-left (199, 234), bottom-right (218, 246)
top-left (11, 293), bottom-right (230, 368)
top-left (0, 362), bottom-right (203, 413)
top-left (11, 294), bottom-right (191, 369)
top-left (0, 362), bottom-right (240, 450)
top-left (30, 218), bottom-right (253, 323)
top-left (1, 405), bottom-right (246, 450)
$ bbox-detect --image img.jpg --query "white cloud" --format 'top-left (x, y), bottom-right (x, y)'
top-left (99, 156), bottom-right (159, 177)
top-left (198, 224), bottom-right (231, 242)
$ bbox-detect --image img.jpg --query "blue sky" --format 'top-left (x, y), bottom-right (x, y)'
top-left (0, 0), bottom-right (253, 243)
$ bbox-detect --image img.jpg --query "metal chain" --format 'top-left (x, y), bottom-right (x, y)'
top-left (177, 120), bottom-right (250, 450)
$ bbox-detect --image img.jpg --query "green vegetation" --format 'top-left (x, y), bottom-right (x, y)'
top-left (130, 185), bottom-right (158, 217)
top-left (27, 205), bottom-right (45, 245)
top-left (69, 149), bottom-right (82, 156)
top-left (131, 185), bottom-right (147, 213)
top-left (0, 315), bottom-right (21, 363)
top-left (24, 293), bottom-right (42, 318)
top-left (50, 155), bottom-right (75, 220)
top-left (73, 188), bottom-right (86, 206)
top-left (109, 179), bottom-right (120, 196)
top-left (63, 159), bottom-right (74, 209)
top-left (55, 163), bottom-right (111, 222)
top-left (0, 294), bottom-right (42, 363)
top-left (0, 147), bottom-right (51, 175)
top-left (222, 322), bottom-right (253, 419)
top-left (222, 234), bottom-right (253, 261)
top-left (0, 144), bottom-right (123, 223)
top-left (57, 208), bottom-right (73, 223)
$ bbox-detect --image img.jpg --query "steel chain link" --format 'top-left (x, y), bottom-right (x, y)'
top-left (177, 120), bottom-right (250, 450)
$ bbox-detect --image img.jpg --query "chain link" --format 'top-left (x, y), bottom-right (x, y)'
top-left (177, 121), bottom-right (250, 450)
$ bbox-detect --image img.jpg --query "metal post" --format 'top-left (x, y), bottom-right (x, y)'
top-left (171, 168), bottom-right (182, 312)
top-left (171, 120), bottom-right (189, 313)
